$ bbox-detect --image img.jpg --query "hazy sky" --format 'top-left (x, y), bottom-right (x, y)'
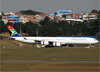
top-left (0, 0), bottom-right (100, 14)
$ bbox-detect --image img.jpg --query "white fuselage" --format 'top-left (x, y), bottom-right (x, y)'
top-left (11, 36), bottom-right (99, 46)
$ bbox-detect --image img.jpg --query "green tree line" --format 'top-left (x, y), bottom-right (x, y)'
top-left (0, 17), bottom-right (99, 38)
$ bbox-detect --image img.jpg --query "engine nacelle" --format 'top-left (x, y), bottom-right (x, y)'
top-left (53, 42), bottom-right (56, 46)
top-left (53, 42), bottom-right (61, 46)
top-left (41, 41), bottom-right (49, 45)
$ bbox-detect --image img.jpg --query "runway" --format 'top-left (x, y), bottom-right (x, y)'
top-left (0, 60), bottom-right (99, 62)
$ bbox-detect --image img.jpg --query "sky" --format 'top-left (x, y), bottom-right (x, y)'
top-left (0, 0), bottom-right (100, 14)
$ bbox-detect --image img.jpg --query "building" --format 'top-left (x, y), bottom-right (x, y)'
top-left (72, 14), bottom-right (79, 19)
top-left (26, 15), bottom-right (34, 23)
top-left (49, 9), bottom-right (70, 16)
top-left (56, 13), bottom-right (65, 17)
top-left (48, 15), bottom-right (54, 21)
top-left (0, 13), bottom-right (2, 15)
top-left (39, 14), bottom-right (46, 18)
top-left (20, 15), bottom-right (28, 24)
top-left (5, 12), bottom-right (14, 16)
top-left (89, 13), bottom-right (98, 20)
top-left (68, 9), bottom-right (72, 14)
top-left (7, 16), bottom-right (20, 24)
top-left (34, 14), bottom-right (46, 23)
top-left (2, 19), bottom-right (8, 24)
top-left (83, 13), bottom-right (89, 20)
top-left (57, 10), bottom-right (68, 15)
top-left (66, 18), bottom-right (83, 23)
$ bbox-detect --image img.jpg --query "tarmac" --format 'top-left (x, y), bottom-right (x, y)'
top-left (0, 60), bottom-right (100, 62)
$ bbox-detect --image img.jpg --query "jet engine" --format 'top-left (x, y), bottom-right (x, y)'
top-left (41, 41), bottom-right (49, 45)
top-left (53, 42), bottom-right (61, 46)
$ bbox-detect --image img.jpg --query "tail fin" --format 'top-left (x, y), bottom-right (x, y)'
top-left (7, 25), bottom-right (22, 37)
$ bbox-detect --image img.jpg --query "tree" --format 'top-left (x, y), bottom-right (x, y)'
top-left (91, 9), bottom-right (98, 13)
top-left (20, 10), bottom-right (44, 15)
top-left (0, 15), bottom-right (2, 20)
top-left (40, 16), bottom-right (51, 25)
top-left (62, 15), bottom-right (66, 18)
top-left (6, 22), bottom-right (14, 26)
top-left (97, 10), bottom-right (100, 19)
top-left (13, 23), bottom-right (24, 33)
top-left (24, 21), bottom-right (39, 36)
top-left (1, 12), bottom-right (5, 16)
top-left (0, 21), bottom-right (7, 33)
top-left (87, 18), bottom-right (99, 37)
top-left (28, 24), bottom-right (39, 36)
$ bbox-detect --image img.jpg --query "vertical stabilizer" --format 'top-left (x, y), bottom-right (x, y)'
top-left (7, 25), bottom-right (22, 37)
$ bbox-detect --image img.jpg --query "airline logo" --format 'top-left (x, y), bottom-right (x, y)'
top-left (7, 25), bottom-right (17, 36)
top-left (7, 25), bottom-right (13, 29)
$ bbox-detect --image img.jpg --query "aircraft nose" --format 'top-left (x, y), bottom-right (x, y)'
top-left (96, 40), bottom-right (99, 43)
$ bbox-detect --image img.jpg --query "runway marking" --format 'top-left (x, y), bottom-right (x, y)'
top-left (0, 60), bottom-right (99, 62)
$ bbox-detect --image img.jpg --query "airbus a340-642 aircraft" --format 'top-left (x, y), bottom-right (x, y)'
top-left (7, 25), bottom-right (99, 47)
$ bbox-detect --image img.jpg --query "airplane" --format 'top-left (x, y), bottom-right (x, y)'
top-left (7, 25), bottom-right (99, 47)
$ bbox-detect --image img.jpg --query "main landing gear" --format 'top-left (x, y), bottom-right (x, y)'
top-left (88, 44), bottom-right (94, 48)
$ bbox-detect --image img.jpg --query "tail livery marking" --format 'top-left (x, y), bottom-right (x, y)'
top-left (7, 25), bottom-right (22, 37)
